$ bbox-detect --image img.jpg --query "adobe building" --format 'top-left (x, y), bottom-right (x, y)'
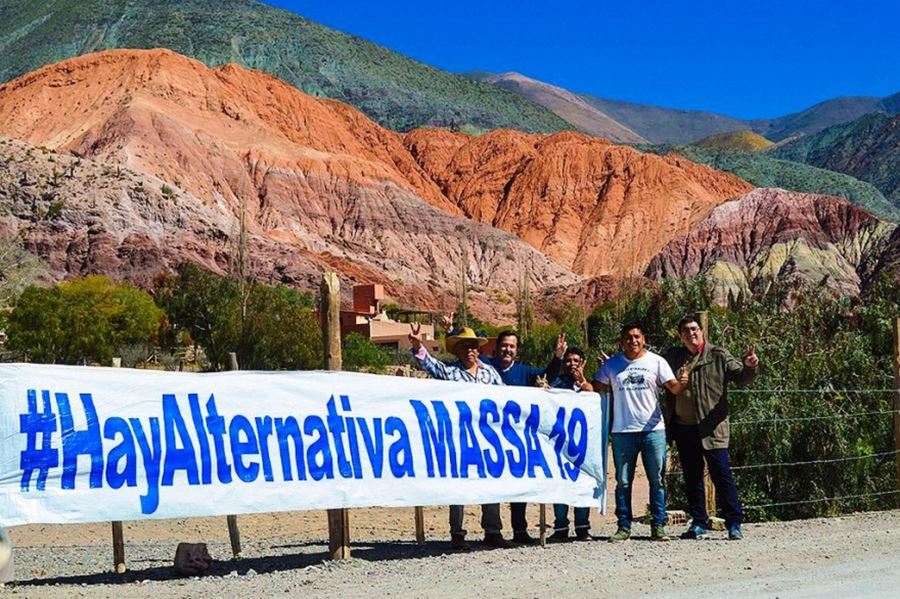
top-left (340, 284), bottom-right (441, 352)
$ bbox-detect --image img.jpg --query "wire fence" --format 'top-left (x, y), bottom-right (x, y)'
top-left (665, 387), bottom-right (899, 521)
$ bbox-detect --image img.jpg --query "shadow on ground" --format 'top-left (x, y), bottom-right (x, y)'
top-left (11, 539), bottom-right (499, 587)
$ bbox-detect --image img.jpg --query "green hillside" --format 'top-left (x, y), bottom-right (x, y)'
top-left (0, 0), bottom-right (571, 134)
top-left (641, 144), bottom-right (900, 221)
top-left (771, 112), bottom-right (900, 206)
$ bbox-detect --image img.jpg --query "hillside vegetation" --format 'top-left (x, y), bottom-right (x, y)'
top-left (772, 112), bottom-right (900, 206)
top-left (641, 144), bottom-right (900, 221)
top-left (0, 0), bottom-right (570, 133)
top-left (692, 130), bottom-right (773, 152)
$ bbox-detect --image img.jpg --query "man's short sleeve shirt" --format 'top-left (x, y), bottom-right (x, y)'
top-left (597, 351), bottom-right (675, 433)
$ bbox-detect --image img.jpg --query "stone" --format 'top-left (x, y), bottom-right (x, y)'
top-left (173, 543), bottom-right (212, 577)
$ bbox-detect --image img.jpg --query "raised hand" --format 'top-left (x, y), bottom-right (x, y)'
top-left (678, 366), bottom-right (689, 385)
top-left (744, 344), bottom-right (759, 368)
top-left (572, 363), bottom-right (586, 385)
top-left (555, 332), bottom-right (568, 358)
top-left (597, 350), bottom-right (610, 370)
top-left (438, 311), bottom-right (455, 333)
top-left (408, 322), bottom-right (424, 351)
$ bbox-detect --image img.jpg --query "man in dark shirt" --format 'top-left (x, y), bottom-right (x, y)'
top-left (492, 329), bottom-right (566, 543)
top-left (548, 347), bottom-right (594, 541)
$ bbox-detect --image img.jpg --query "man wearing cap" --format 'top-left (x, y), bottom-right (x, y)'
top-left (408, 323), bottom-right (512, 549)
top-left (663, 313), bottom-right (758, 541)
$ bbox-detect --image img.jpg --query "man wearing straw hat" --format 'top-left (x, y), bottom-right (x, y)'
top-left (408, 323), bottom-right (513, 549)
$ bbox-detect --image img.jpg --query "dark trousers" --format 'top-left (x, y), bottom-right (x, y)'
top-left (510, 502), bottom-right (527, 533)
top-left (671, 422), bottom-right (743, 529)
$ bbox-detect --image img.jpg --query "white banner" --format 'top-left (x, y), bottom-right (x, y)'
top-left (0, 364), bottom-right (608, 526)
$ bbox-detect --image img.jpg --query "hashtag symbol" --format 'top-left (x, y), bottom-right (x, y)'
top-left (19, 389), bottom-right (59, 492)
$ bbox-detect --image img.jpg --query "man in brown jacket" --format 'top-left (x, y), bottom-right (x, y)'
top-left (663, 313), bottom-right (758, 540)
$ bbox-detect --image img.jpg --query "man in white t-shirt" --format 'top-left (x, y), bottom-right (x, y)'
top-left (594, 323), bottom-right (686, 542)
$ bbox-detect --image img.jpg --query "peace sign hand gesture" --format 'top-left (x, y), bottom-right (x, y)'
top-left (597, 350), bottom-right (610, 370)
top-left (743, 344), bottom-right (759, 369)
top-left (555, 332), bottom-right (568, 358)
top-left (408, 322), bottom-right (424, 351)
top-left (438, 311), bottom-right (455, 334)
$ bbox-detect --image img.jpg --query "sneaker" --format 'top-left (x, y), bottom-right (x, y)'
top-left (513, 531), bottom-right (538, 545)
top-left (651, 526), bottom-right (670, 541)
top-left (609, 528), bottom-right (631, 542)
top-left (450, 535), bottom-right (470, 551)
top-left (679, 524), bottom-right (710, 540)
top-left (574, 528), bottom-right (591, 542)
top-left (482, 533), bottom-right (515, 549)
top-left (728, 526), bottom-right (744, 540)
top-left (547, 529), bottom-right (570, 543)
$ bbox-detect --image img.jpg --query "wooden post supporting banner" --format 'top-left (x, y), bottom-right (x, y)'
top-left (539, 503), bottom-right (547, 547)
top-left (225, 352), bottom-right (243, 560)
top-left (321, 272), bottom-right (351, 560)
top-left (698, 311), bottom-right (717, 520)
top-left (893, 318), bottom-right (900, 490)
top-left (414, 507), bottom-right (425, 545)
top-left (110, 358), bottom-right (126, 574)
top-left (397, 366), bottom-right (426, 544)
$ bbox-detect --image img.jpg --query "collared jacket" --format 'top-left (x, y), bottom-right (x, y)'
top-left (662, 343), bottom-right (756, 449)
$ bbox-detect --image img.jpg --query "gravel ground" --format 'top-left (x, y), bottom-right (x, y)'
top-left (4, 509), bottom-right (899, 598)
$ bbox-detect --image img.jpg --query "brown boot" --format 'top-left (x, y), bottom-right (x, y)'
top-left (483, 533), bottom-right (514, 549)
top-left (450, 534), bottom-right (470, 551)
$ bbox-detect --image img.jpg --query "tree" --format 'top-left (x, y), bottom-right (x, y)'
top-left (0, 235), bottom-right (47, 311)
top-left (342, 332), bottom-right (392, 373)
top-left (156, 263), bottom-right (319, 371)
top-left (6, 275), bottom-right (162, 364)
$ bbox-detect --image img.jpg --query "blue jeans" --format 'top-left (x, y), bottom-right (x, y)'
top-left (611, 429), bottom-right (667, 529)
top-left (553, 504), bottom-right (590, 532)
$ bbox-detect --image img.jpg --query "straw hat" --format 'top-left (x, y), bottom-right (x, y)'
top-left (446, 327), bottom-right (489, 354)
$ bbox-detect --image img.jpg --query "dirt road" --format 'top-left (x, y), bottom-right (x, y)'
top-left (4, 509), bottom-right (898, 597)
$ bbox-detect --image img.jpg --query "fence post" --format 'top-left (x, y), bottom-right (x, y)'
top-left (322, 272), bottom-right (351, 560)
top-left (893, 318), bottom-right (900, 490)
top-left (539, 503), bottom-right (547, 547)
top-left (225, 352), bottom-right (243, 560)
top-left (699, 311), bottom-right (717, 519)
top-left (110, 357), bottom-right (126, 573)
top-left (396, 367), bottom-right (426, 544)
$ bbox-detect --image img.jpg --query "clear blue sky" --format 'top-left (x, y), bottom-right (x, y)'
top-left (266, 0), bottom-right (900, 119)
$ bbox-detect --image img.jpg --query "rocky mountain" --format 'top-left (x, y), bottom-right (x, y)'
top-left (0, 137), bottom-right (235, 287)
top-left (403, 129), bottom-right (752, 277)
top-left (0, 0), bottom-right (569, 134)
top-left (751, 95), bottom-right (900, 142)
top-left (771, 112), bottom-right (900, 207)
top-left (640, 145), bottom-right (899, 221)
top-left (475, 72), bottom-right (900, 144)
top-left (646, 188), bottom-right (897, 300)
top-left (468, 72), bottom-right (646, 143)
top-left (0, 51), bottom-right (591, 317)
top-left (578, 96), bottom-right (749, 145)
top-left (0, 49), bottom-right (755, 300)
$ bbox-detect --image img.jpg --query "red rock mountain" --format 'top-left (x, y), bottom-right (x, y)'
top-left (404, 129), bottom-right (752, 275)
top-left (646, 188), bottom-right (898, 299)
top-left (0, 49), bottom-right (753, 312)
